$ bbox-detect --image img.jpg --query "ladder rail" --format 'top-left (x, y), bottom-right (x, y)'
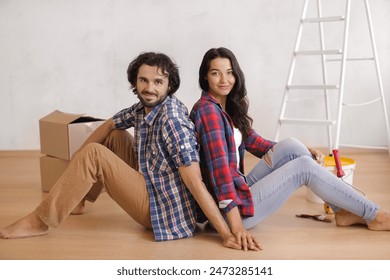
top-left (275, 0), bottom-right (389, 154)
top-left (364, 0), bottom-right (390, 155)
top-left (333, 0), bottom-right (351, 152)
top-left (317, 0), bottom-right (333, 155)
top-left (275, 0), bottom-right (309, 141)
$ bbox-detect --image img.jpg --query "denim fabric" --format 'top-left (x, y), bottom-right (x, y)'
top-left (242, 138), bottom-right (379, 229)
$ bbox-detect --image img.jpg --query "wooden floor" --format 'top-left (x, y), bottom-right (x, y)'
top-left (1, 149), bottom-right (390, 260)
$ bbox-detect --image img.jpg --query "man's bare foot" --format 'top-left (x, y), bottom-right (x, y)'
top-left (71, 199), bottom-right (86, 215)
top-left (335, 209), bottom-right (366, 227)
top-left (0, 212), bottom-right (49, 239)
top-left (367, 210), bottom-right (390, 231)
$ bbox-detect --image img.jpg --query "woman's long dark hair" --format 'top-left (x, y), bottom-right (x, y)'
top-left (199, 47), bottom-right (253, 140)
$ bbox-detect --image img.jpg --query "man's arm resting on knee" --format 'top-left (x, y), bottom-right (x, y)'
top-left (178, 163), bottom-right (241, 250)
top-left (74, 118), bottom-right (116, 155)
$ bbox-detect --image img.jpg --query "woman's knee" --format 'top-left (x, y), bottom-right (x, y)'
top-left (296, 154), bottom-right (315, 166)
top-left (277, 137), bottom-right (310, 158)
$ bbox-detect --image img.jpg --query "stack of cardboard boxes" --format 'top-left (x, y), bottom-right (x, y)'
top-left (39, 110), bottom-right (105, 192)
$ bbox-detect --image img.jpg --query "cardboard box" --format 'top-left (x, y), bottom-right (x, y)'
top-left (40, 155), bottom-right (69, 192)
top-left (39, 110), bottom-right (105, 160)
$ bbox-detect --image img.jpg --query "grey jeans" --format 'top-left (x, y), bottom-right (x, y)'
top-left (242, 137), bottom-right (379, 229)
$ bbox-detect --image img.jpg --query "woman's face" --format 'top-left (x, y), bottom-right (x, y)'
top-left (206, 57), bottom-right (236, 102)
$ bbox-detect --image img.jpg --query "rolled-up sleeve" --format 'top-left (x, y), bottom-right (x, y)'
top-left (163, 117), bottom-right (200, 168)
top-left (244, 129), bottom-right (276, 158)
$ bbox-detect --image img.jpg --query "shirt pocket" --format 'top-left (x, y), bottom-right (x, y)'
top-left (146, 145), bottom-right (170, 172)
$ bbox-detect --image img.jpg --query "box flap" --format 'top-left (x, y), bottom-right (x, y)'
top-left (40, 110), bottom-right (85, 125)
top-left (39, 110), bottom-right (105, 160)
top-left (72, 116), bottom-right (105, 123)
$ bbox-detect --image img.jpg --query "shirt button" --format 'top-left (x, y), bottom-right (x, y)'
top-left (180, 145), bottom-right (185, 149)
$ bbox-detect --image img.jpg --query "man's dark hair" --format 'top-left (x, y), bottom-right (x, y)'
top-left (127, 52), bottom-right (180, 96)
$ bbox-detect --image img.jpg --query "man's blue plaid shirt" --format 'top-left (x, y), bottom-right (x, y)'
top-left (113, 96), bottom-right (200, 241)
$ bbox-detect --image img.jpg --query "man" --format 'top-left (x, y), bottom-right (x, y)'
top-left (0, 52), bottom-right (250, 250)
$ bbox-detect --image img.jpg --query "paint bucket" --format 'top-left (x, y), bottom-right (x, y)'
top-left (306, 156), bottom-right (356, 203)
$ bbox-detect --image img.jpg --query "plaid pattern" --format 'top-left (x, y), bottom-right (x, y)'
top-left (113, 96), bottom-right (199, 241)
top-left (190, 91), bottom-right (276, 218)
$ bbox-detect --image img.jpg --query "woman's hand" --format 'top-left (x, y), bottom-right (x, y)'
top-left (178, 164), bottom-right (251, 251)
top-left (222, 234), bottom-right (243, 250)
top-left (308, 147), bottom-right (325, 165)
top-left (222, 231), bottom-right (262, 251)
top-left (232, 228), bottom-right (262, 251)
top-left (226, 207), bottom-right (262, 251)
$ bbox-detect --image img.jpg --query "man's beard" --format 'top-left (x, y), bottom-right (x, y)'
top-left (137, 91), bottom-right (167, 109)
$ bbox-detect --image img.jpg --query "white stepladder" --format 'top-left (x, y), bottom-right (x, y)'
top-left (275, 0), bottom-right (390, 174)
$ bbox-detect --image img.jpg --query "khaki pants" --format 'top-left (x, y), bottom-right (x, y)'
top-left (35, 130), bottom-right (152, 229)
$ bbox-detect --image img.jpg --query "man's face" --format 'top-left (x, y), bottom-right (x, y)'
top-left (136, 64), bottom-right (170, 114)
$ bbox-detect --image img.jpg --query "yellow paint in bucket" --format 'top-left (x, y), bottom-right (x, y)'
top-left (306, 156), bottom-right (356, 204)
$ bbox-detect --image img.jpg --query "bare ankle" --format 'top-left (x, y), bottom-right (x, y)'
top-left (368, 211), bottom-right (390, 231)
top-left (0, 212), bottom-right (49, 239)
top-left (71, 199), bottom-right (86, 215)
top-left (335, 209), bottom-right (366, 227)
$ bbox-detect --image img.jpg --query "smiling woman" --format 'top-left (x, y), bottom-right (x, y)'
top-left (205, 57), bottom-right (236, 108)
top-left (190, 47), bottom-right (390, 252)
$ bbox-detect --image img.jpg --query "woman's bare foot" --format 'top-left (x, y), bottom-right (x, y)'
top-left (71, 199), bottom-right (86, 215)
top-left (335, 209), bottom-right (366, 227)
top-left (367, 210), bottom-right (390, 231)
top-left (0, 212), bottom-right (49, 239)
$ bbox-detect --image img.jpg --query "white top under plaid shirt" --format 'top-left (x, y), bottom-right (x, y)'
top-left (113, 96), bottom-right (200, 241)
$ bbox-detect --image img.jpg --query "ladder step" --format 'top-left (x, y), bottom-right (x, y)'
top-left (343, 97), bottom-right (381, 107)
top-left (287, 85), bottom-right (339, 90)
top-left (279, 118), bottom-right (336, 126)
top-left (327, 57), bottom-right (375, 62)
top-left (302, 16), bottom-right (345, 23)
top-left (295, 50), bottom-right (342, 55)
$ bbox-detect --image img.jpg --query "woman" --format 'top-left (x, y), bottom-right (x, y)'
top-left (190, 47), bottom-right (390, 251)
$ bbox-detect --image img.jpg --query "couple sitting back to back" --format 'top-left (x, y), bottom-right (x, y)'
top-left (2, 48), bottom-right (390, 252)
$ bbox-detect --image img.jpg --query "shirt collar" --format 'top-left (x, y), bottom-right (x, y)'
top-left (143, 96), bottom-right (171, 125)
top-left (201, 91), bottom-right (223, 109)
top-left (201, 91), bottom-right (236, 128)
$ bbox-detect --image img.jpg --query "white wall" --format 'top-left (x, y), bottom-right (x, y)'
top-left (1, 0), bottom-right (389, 150)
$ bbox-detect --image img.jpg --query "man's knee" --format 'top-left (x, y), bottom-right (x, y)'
top-left (109, 129), bottom-right (129, 137)
top-left (81, 143), bottom-right (105, 156)
top-left (105, 129), bottom-right (133, 146)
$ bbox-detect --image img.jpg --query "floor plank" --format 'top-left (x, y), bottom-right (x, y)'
top-left (1, 149), bottom-right (390, 260)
